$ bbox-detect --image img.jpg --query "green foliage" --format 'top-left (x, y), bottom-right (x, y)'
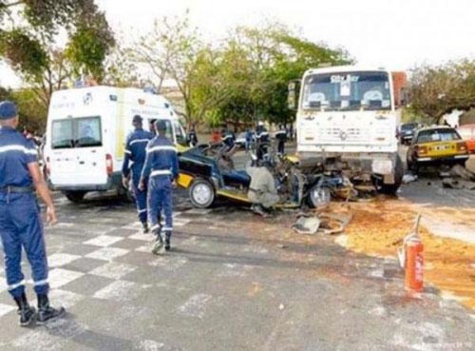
top-left (0, 29), bottom-right (48, 81)
top-left (192, 23), bottom-right (353, 128)
top-left (12, 88), bottom-right (48, 131)
top-left (408, 59), bottom-right (475, 122)
top-left (0, 0), bottom-right (114, 109)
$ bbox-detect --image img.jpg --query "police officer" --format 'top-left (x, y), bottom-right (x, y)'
top-left (275, 124), bottom-right (287, 155)
top-left (186, 127), bottom-right (198, 147)
top-left (221, 128), bottom-right (235, 152)
top-left (122, 115), bottom-right (154, 233)
top-left (255, 122), bottom-right (270, 161)
top-left (139, 120), bottom-right (179, 254)
top-left (0, 101), bottom-right (65, 326)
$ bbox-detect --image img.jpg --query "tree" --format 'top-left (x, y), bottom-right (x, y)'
top-left (0, 0), bottom-right (115, 110)
top-left (408, 60), bottom-right (475, 122)
top-left (190, 23), bottom-right (353, 128)
top-left (126, 11), bottom-right (202, 125)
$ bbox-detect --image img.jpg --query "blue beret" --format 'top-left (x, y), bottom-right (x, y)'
top-left (0, 101), bottom-right (18, 120)
top-left (154, 120), bottom-right (167, 132)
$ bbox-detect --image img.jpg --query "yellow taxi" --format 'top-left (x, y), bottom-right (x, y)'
top-left (406, 126), bottom-right (469, 174)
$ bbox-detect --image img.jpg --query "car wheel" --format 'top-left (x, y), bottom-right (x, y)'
top-left (64, 191), bottom-right (87, 203)
top-left (307, 185), bottom-right (331, 208)
top-left (189, 179), bottom-right (215, 208)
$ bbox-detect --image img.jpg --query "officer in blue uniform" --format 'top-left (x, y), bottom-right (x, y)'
top-left (122, 115), bottom-right (154, 233)
top-left (275, 124), bottom-right (287, 155)
top-left (139, 120), bottom-right (179, 254)
top-left (0, 101), bottom-right (64, 326)
top-left (255, 122), bottom-right (270, 161)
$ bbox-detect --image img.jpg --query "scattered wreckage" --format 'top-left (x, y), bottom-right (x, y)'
top-left (176, 143), bottom-right (355, 210)
top-left (441, 164), bottom-right (475, 190)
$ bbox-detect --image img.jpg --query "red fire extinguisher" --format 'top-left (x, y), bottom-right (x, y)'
top-left (398, 215), bottom-right (424, 292)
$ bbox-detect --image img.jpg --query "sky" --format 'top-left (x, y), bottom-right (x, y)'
top-left (2, 0), bottom-right (475, 88)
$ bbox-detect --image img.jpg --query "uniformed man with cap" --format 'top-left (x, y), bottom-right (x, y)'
top-left (139, 120), bottom-right (179, 254)
top-left (275, 124), bottom-right (287, 155)
top-left (0, 101), bottom-right (65, 326)
top-left (255, 121), bottom-right (270, 161)
top-left (122, 115), bottom-right (154, 233)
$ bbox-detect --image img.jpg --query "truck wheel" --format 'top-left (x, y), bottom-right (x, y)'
top-left (307, 185), bottom-right (331, 208)
top-left (64, 191), bottom-right (87, 203)
top-left (189, 179), bottom-right (215, 208)
top-left (381, 155), bottom-right (404, 195)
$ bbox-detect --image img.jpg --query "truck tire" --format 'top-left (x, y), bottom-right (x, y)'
top-left (189, 179), bottom-right (215, 208)
top-left (380, 155), bottom-right (404, 195)
top-left (64, 191), bottom-right (87, 203)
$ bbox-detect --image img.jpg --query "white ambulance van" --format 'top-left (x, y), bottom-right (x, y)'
top-left (43, 86), bottom-right (187, 202)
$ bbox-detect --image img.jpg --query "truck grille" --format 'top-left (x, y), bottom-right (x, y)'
top-left (316, 126), bottom-right (391, 144)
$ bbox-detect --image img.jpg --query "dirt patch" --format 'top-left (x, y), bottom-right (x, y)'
top-left (337, 199), bottom-right (475, 310)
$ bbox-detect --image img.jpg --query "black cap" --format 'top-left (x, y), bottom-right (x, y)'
top-left (132, 115), bottom-right (143, 124)
top-left (155, 120), bottom-right (167, 132)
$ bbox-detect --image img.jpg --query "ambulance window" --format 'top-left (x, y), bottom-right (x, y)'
top-left (52, 119), bottom-right (74, 149)
top-left (76, 117), bottom-right (102, 147)
top-left (173, 121), bottom-right (186, 145)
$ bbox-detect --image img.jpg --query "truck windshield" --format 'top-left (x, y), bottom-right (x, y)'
top-left (52, 116), bottom-right (102, 149)
top-left (301, 71), bottom-right (392, 111)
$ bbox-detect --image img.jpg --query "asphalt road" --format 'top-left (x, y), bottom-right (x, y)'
top-left (0, 188), bottom-right (474, 350)
top-left (0, 145), bottom-right (474, 350)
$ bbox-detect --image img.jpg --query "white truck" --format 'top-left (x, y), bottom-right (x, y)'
top-left (43, 86), bottom-right (187, 202)
top-left (290, 66), bottom-right (407, 194)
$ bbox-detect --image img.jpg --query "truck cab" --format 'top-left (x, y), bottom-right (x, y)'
top-left (290, 66), bottom-right (407, 194)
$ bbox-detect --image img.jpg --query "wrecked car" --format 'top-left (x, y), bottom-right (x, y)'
top-left (176, 143), bottom-right (351, 209)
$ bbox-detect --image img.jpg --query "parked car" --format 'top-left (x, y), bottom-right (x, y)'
top-left (398, 122), bottom-right (420, 145)
top-left (406, 126), bottom-right (469, 174)
top-left (235, 131), bottom-right (255, 149)
top-left (235, 132), bottom-right (248, 148)
top-left (457, 124), bottom-right (475, 154)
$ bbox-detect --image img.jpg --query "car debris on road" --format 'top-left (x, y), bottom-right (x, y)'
top-left (441, 164), bottom-right (475, 190)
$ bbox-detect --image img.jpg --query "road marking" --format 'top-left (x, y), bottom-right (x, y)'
top-left (0, 279), bottom-right (7, 293)
top-left (85, 247), bottom-right (130, 261)
top-left (129, 232), bottom-right (152, 241)
top-left (136, 340), bottom-right (167, 350)
top-left (47, 253), bottom-right (82, 268)
top-left (90, 262), bottom-right (136, 280)
top-left (0, 303), bottom-right (15, 317)
top-left (46, 289), bottom-right (85, 309)
top-left (93, 280), bottom-right (140, 301)
top-left (178, 293), bottom-right (213, 319)
top-left (83, 235), bottom-right (124, 247)
top-left (48, 268), bottom-right (85, 289)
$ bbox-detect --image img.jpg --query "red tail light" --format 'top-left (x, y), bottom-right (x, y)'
top-left (456, 142), bottom-right (467, 153)
top-left (415, 145), bottom-right (428, 156)
top-left (106, 154), bottom-right (113, 175)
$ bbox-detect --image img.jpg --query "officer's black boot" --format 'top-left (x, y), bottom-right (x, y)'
top-left (13, 293), bottom-right (36, 327)
top-left (164, 232), bottom-right (171, 251)
top-left (36, 294), bottom-right (65, 325)
top-left (142, 222), bottom-right (149, 234)
top-left (152, 228), bottom-right (164, 255)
